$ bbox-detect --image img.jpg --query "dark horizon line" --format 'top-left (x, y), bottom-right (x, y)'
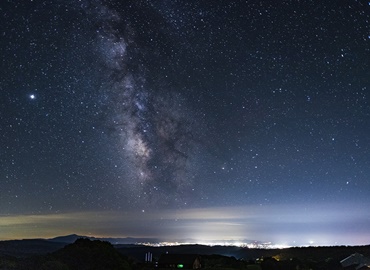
top-left (2, 233), bottom-right (369, 249)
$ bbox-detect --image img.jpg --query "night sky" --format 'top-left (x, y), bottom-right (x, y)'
top-left (1, 0), bottom-right (370, 246)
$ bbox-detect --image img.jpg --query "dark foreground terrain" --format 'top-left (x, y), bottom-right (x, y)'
top-left (1, 238), bottom-right (369, 270)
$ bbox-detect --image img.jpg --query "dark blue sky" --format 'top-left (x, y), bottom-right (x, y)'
top-left (1, 0), bottom-right (369, 246)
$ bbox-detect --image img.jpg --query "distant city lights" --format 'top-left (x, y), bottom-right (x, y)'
top-left (134, 240), bottom-right (291, 249)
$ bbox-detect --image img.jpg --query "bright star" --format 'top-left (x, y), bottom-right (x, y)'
top-left (29, 94), bottom-right (36, 99)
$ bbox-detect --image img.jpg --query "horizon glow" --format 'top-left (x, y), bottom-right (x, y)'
top-left (1, 202), bottom-right (369, 247)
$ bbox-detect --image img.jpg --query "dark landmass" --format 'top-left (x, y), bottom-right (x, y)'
top-left (49, 234), bottom-right (161, 245)
top-left (0, 239), bottom-right (65, 257)
top-left (116, 243), bottom-right (370, 262)
top-left (1, 238), bottom-right (131, 270)
top-left (1, 236), bottom-right (370, 270)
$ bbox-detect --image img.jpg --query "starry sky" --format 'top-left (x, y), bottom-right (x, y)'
top-left (1, 0), bottom-right (370, 246)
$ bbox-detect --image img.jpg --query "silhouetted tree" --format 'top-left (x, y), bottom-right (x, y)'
top-left (260, 257), bottom-right (278, 270)
top-left (51, 238), bottom-right (131, 270)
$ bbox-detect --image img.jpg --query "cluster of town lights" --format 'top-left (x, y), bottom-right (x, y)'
top-left (136, 241), bottom-right (290, 249)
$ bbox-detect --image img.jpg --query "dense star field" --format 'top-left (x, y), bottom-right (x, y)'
top-left (1, 0), bottom-right (369, 246)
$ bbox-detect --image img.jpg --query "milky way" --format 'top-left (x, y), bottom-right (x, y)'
top-left (89, 1), bottom-right (200, 207)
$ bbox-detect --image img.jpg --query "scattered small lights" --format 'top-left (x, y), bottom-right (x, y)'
top-left (135, 240), bottom-right (290, 249)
